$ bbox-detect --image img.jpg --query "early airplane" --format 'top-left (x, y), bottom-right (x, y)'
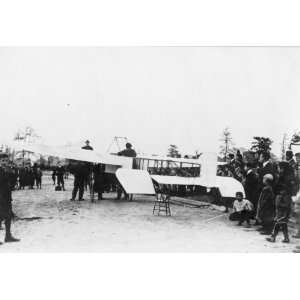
top-left (9, 141), bottom-right (245, 201)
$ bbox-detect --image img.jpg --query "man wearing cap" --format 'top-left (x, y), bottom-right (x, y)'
top-left (82, 140), bottom-right (94, 151)
top-left (0, 153), bottom-right (20, 244)
top-left (81, 140), bottom-right (94, 194)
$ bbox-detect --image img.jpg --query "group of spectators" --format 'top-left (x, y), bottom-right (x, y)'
top-left (3, 163), bottom-right (43, 190)
top-left (227, 150), bottom-right (299, 243)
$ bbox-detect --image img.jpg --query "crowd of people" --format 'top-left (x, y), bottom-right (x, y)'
top-left (2, 163), bottom-right (43, 191)
top-left (226, 150), bottom-right (299, 244)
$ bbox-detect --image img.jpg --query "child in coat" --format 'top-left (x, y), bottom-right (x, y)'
top-left (266, 184), bottom-right (292, 243)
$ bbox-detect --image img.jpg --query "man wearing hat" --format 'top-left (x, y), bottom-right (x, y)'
top-left (0, 153), bottom-right (20, 244)
top-left (82, 140), bottom-right (94, 151)
top-left (81, 140), bottom-right (94, 193)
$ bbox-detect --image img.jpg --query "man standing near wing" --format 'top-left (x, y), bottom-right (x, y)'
top-left (56, 162), bottom-right (66, 191)
top-left (0, 153), bottom-right (20, 244)
top-left (69, 161), bottom-right (89, 201)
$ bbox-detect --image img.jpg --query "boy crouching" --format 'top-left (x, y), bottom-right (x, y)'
top-left (266, 184), bottom-right (292, 243)
top-left (229, 192), bottom-right (254, 227)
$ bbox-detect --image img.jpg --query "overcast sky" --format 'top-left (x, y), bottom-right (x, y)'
top-left (0, 47), bottom-right (299, 156)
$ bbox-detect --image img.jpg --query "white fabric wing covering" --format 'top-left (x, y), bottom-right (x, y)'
top-left (116, 169), bottom-right (156, 195)
top-left (151, 175), bottom-right (245, 198)
top-left (10, 141), bottom-right (132, 167)
top-left (215, 176), bottom-right (245, 198)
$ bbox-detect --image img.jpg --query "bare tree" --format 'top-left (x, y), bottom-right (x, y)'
top-left (281, 133), bottom-right (288, 160)
top-left (219, 127), bottom-right (234, 158)
top-left (14, 126), bottom-right (40, 143)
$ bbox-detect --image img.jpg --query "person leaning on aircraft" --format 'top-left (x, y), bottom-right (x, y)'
top-left (117, 142), bottom-right (136, 158)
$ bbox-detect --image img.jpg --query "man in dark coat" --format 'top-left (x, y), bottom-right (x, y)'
top-left (69, 161), bottom-right (89, 201)
top-left (56, 163), bottom-right (65, 191)
top-left (18, 167), bottom-right (26, 189)
top-left (244, 163), bottom-right (260, 213)
top-left (51, 169), bottom-right (56, 185)
top-left (24, 166), bottom-right (30, 188)
top-left (28, 167), bottom-right (35, 189)
top-left (286, 150), bottom-right (297, 174)
top-left (256, 174), bottom-right (275, 234)
top-left (293, 153), bottom-right (300, 240)
top-left (285, 150), bottom-right (298, 196)
top-left (93, 164), bottom-right (105, 200)
top-left (276, 161), bottom-right (295, 196)
top-left (0, 153), bottom-right (20, 244)
top-left (81, 140), bottom-right (94, 192)
top-left (35, 166), bottom-right (42, 189)
top-left (258, 152), bottom-right (276, 185)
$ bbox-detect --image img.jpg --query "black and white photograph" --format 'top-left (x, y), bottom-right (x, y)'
top-left (2, 2), bottom-right (300, 299)
top-left (0, 47), bottom-right (300, 253)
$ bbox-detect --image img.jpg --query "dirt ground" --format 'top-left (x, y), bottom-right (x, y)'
top-left (0, 173), bottom-right (299, 252)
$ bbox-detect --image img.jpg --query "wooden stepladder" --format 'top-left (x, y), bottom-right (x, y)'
top-left (153, 184), bottom-right (171, 216)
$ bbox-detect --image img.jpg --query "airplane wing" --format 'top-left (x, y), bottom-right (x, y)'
top-left (215, 176), bottom-right (245, 198)
top-left (151, 174), bottom-right (244, 198)
top-left (10, 141), bottom-right (125, 166)
top-left (116, 169), bottom-right (156, 195)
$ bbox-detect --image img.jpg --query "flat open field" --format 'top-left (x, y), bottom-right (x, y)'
top-left (0, 173), bottom-right (299, 252)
